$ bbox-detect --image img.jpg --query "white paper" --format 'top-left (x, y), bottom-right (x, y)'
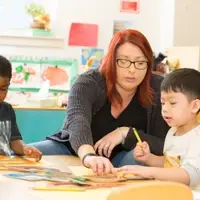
top-left (34, 79), bottom-right (50, 100)
top-left (193, 191), bottom-right (200, 200)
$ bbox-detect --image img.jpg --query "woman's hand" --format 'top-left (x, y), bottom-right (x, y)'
top-left (83, 155), bottom-right (114, 175)
top-left (94, 127), bottom-right (129, 158)
top-left (133, 141), bottom-right (151, 164)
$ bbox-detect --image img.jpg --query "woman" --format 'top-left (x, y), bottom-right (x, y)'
top-left (31, 29), bottom-right (169, 174)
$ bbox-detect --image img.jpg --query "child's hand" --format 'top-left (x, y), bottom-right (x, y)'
top-left (133, 141), bottom-right (150, 163)
top-left (115, 165), bottom-right (154, 179)
top-left (23, 146), bottom-right (42, 162)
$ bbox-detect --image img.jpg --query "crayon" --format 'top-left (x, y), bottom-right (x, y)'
top-left (133, 128), bottom-right (142, 143)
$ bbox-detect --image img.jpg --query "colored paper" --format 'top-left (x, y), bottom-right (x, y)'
top-left (41, 64), bottom-right (71, 90)
top-left (68, 23), bottom-right (98, 47)
top-left (11, 62), bottom-right (41, 88)
top-left (113, 20), bottom-right (137, 35)
top-left (81, 48), bottom-right (104, 69)
top-left (6, 56), bottom-right (78, 105)
top-left (120, 0), bottom-right (139, 13)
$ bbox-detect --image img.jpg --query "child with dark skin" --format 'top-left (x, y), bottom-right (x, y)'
top-left (0, 55), bottom-right (42, 161)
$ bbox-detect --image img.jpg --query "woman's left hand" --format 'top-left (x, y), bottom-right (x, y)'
top-left (94, 127), bottom-right (129, 158)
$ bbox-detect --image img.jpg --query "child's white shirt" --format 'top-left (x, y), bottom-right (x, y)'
top-left (163, 125), bottom-right (200, 191)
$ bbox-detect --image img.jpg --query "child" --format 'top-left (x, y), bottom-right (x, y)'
top-left (116, 68), bottom-right (200, 190)
top-left (0, 55), bottom-right (42, 161)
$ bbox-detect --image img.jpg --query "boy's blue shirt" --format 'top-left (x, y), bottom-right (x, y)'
top-left (0, 102), bottom-right (22, 155)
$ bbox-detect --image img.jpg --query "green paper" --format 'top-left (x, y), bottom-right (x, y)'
top-left (24, 72), bottom-right (30, 81)
top-left (15, 65), bottom-right (24, 73)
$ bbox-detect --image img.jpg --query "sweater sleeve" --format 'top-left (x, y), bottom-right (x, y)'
top-left (61, 72), bottom-right (100, 153)
top-left (123, 112), bottom-right (169, 155)
top-left (123, 74), bottom-right (170, 155)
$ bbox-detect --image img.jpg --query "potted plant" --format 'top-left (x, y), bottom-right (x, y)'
top-left (25, 2), bottom-right (50, 30)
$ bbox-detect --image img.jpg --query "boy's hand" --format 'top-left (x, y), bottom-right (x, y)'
top-left (133, 141), bottom-right (151, 163)
top-left (23, 146), bottom-right (42, 162)
top-left (115, 165), bottom-right (154, 179)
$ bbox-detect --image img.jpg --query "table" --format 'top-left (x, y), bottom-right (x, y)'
top-left (0, 156), bottom-right (119, 200)
top-left (0, 156), bottom-right (194, 200)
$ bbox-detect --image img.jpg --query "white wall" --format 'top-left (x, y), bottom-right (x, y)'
top-left (0, 0), bottom-right (164, 67)
top-left (159, 0), bottom-right (175, 52)
top-left (55, 0), bottom-right (163, 54)
top-left (173, 0), bottom-right (200, 46)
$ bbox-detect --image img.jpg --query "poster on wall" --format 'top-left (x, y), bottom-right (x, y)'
top-left (113, 20), bottom-right (137, 35)
top-left (5, 91), bottom-right (33, 106)
top-left (5, 90), bottom-right (68, 106)
top-left (68, 23), bottom-right (98, 47)
top-left (81, 48), bottom-right (104, 71)
top-left (7, 56), bottom-right (78, 106)
top-left (40, 58), bottom-right (78, 91)
top-left (41, 64), bottom-right (70, 90)
top-left (120, 0), bottom-right (139, 13)
top-left (10, 62), bottom-right (41, 88)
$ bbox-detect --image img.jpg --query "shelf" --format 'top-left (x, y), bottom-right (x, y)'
top-left (0, 29), bottom-right (65, 48)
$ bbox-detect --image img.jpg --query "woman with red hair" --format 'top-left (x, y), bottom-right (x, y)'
top-left (31, 29), bottom-right (169, 174)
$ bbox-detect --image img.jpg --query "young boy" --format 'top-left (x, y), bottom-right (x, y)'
top-left (0, 55), bottom-right (42, 161)
top-left (116, 68), bottom-right (200, 190)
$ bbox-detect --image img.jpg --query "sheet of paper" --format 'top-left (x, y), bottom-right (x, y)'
top-left (113, 20), bottom-right (137, 35)
top-left (68, 23), bottom-right (98, 47)
top-left (81, 48), bottom-right (104, 69)
top-left (120, 0), bottom-right (139, 13)
top-left (0, 156), bottom-right (53, 170)
top-left (193, 191), bottom-right (200, 200)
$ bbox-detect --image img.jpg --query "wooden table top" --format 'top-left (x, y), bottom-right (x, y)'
top-left (0, 155), bottom-right (193, 200)
top-left (13, 106), bottom-right (66, 111)
top-left (0, 155), bottom-right (115, 200)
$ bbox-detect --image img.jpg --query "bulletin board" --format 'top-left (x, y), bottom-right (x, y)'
top-left (6, 56), bottom-right (78, 105)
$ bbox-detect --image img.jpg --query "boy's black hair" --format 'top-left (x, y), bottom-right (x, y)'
top-left (0, 55), bottom-right (12, 79)
top-left (161, 68), bottom-right (200, 100)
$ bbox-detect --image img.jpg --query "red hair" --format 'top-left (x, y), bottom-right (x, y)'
top-left (99, 29), bottom-right (154, 108)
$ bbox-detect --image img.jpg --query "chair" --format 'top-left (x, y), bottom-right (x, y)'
top-left (107, 181), bottom-right (193, 200)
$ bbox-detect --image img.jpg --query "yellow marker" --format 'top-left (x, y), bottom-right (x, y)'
top-left (133, 128), bottom-right (142, 143)
top-left (33, 187), bottom-right (85, 192)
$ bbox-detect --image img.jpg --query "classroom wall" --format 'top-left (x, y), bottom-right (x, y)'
top-left (0, 0), bottom-right (169, 70)
top-left (159, 0), bottom-right (175, 52)
top-left (173, 0), bottom-right (200, 46)
top-left (55, 0), bottom-right (162, 53)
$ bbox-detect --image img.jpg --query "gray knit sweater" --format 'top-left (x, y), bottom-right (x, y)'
top-left (49, 69), bottom-right (169, 155)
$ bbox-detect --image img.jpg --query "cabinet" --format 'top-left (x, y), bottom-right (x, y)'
top-left (14, 107), bottom-right (66, 144)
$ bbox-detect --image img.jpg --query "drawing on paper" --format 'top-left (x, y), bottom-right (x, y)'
top-left (41, 65), bottom-right (70, 90)
top-left (81, 48), bottom-right (104, 70)
top-left (113, 20), bottom-right (137, 35)
top-left (11, 63), bottom-right (41, 88)
top-left (120, 0), bottom-right (139, 13)
top-left (5, 91), bottom-right (33, 105)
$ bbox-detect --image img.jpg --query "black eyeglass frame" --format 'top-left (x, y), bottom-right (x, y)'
top-left (116, 59), bottom-right (148, 70)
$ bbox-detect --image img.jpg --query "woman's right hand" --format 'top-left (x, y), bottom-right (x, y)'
top-left (83, 155), bottom-right (114, 175)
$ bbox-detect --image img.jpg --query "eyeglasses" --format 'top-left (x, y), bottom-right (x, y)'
top-left (116, 59), bottom-right (148, 70)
